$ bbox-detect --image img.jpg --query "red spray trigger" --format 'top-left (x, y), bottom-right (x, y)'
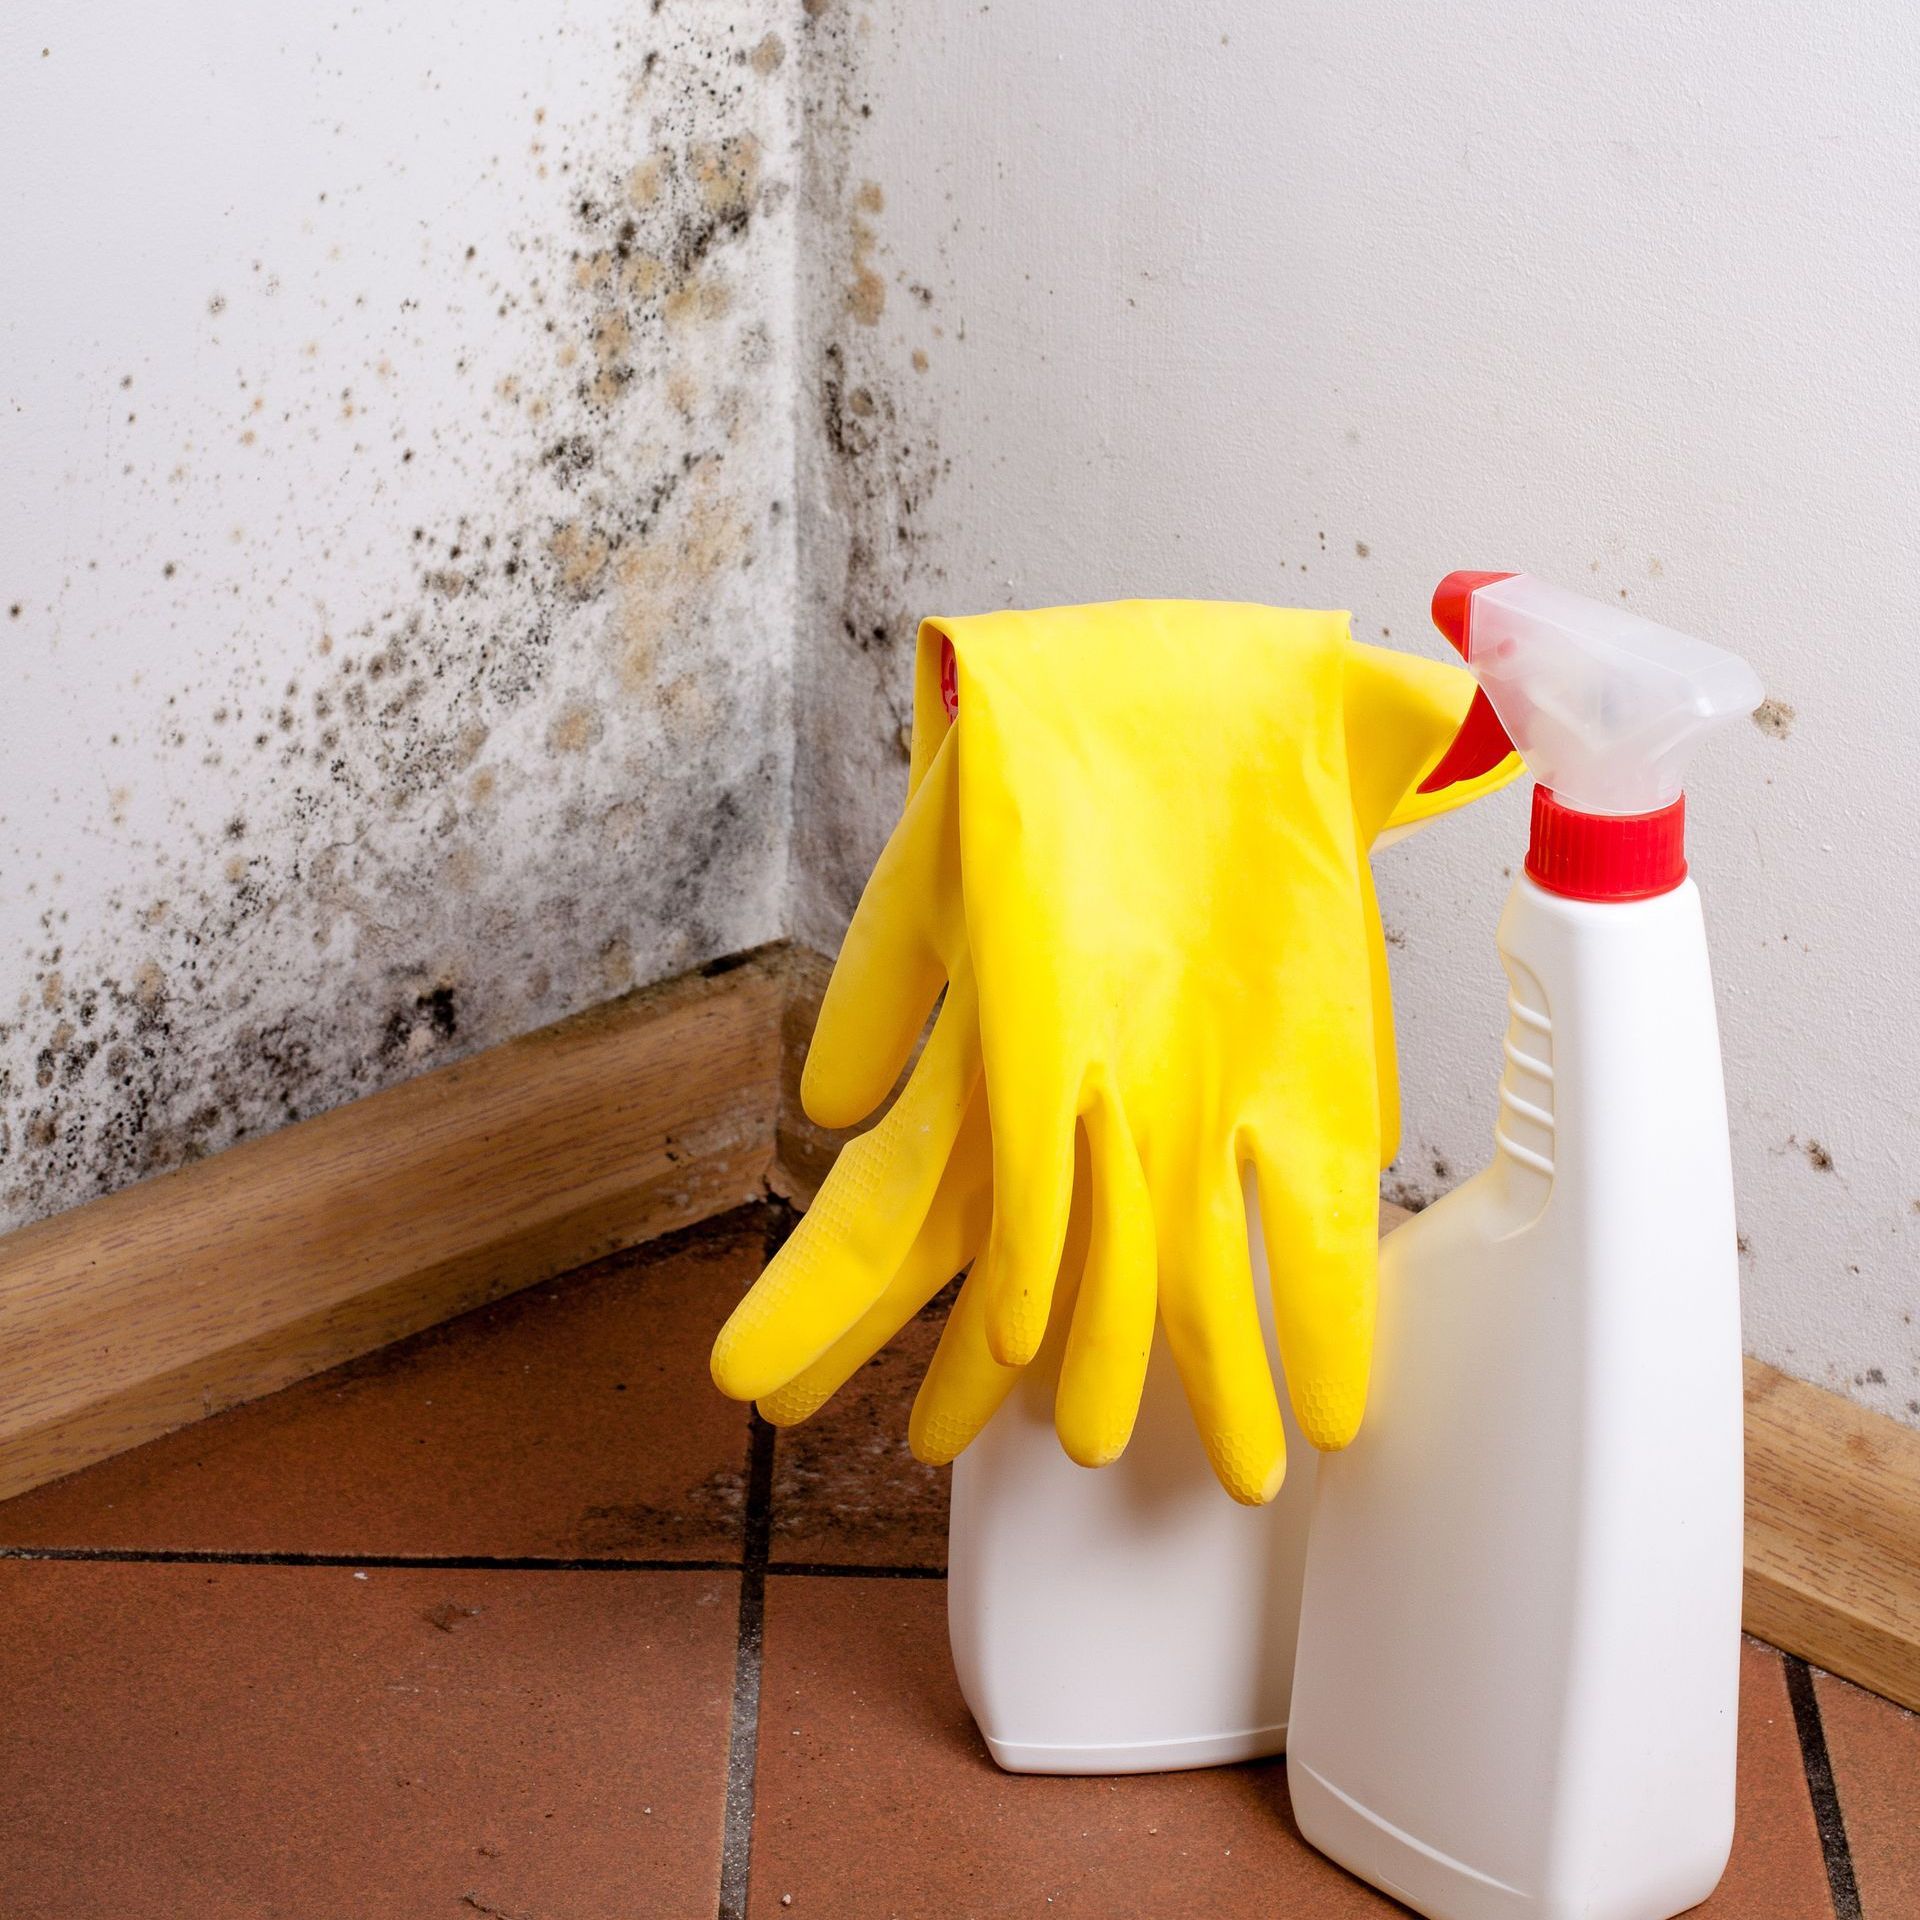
top-left (1417, 570), bottom-right (1519, 793)
top-left (940, 637), bottom-right (959, 720)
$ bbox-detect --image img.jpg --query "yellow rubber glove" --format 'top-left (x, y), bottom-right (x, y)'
top-left (712, 601), bottom-right (1517, 1501)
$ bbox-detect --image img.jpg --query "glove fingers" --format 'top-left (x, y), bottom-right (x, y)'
top-left (758, 1085), bottom-right (991, 1427)
top-left (979, 1076), bottom-right (1080, 1368)
top-left (1157, 1147), bottom-right (1288, 1506)
top-left (1056, 1094), bottom-right (1156, 1469)
top-left (711, 984), bottom-right (980, 1402)
top-left (1249, 1123), bottom-right (1379, 1453)
top-left (912, 1132), bottom-right (1093, 1465)
top-left (907, 1255), bottom-right (1024, 1466)
top-left (803, 729), bottom-right (962, 1130)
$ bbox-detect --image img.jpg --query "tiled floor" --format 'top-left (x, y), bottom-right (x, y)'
top-left (0, 1203), bottom-right (1908, 1917)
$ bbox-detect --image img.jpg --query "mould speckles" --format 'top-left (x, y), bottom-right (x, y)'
top-left (1, 14), bottom-right (791, 1230)
top-left (848, 219), bottom-right (885, 325)
top-left (381, 982), bottom-right (461, 1065)
top-left (542, 434), bottom-right (598, 488)
top-left (1800, 1137), bottom-right (1835, 1172)
top-left (691, 133), bottom-right (762, 224)
top-left (1752, 696), bottom-right (1794, 739)
top-left (1382, 1169), bottom-right (1437, 1214)
top-left (547, 703), bottom-right (604, 755)
top-left (791, 2), bottom-right (950, 937)
top-left (597, 936), bottom-right (637, 994)
top-left (626, 156), bottom-right (666, 209)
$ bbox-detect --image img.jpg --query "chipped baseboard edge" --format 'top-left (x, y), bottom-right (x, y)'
top-left (1, 934), bottom-right (1914, 1716)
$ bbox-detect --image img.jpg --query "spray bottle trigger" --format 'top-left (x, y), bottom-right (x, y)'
top-left (1417, 572), bottom-right (1521, 794)
top-left (1417, 686), bottom-right (1518, 795)
top-left (1429, 571), bottom-right (1517, 657)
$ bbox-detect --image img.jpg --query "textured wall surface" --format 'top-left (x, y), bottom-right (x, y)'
top-left (787, 3), bottom-right (1920, 1425)
top-left (5, 2), bottom-right (1913, 1429)
top-left (787, 4), bottom-right (948, 949)
top-left (1, 1), bottom-right (795, 1229)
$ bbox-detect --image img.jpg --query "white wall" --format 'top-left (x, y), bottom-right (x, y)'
top-left (6, 1), bottom-right (1913, 1427)
top-left (792, 2), bottom-right (1920, 1424)
top-left (1, 1), bottom-right (796, 1228)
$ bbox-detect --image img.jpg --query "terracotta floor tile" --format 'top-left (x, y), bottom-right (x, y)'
top-left (769, 1280), bottom-right (952, 1570)
top-left (1817, 1667), bottom-right (1920, 1918)
top-left (1699, 1640), bottom-right (1838, 1917)
top-left (750, 1587), bottom-right (1840, 1919)
top-left (0, 1560), bottom-right (737, 1920)
top-left (0, 1212), bottom-right (764, 1560)
top-left (748, 1574), bottom-right (1396, 1918)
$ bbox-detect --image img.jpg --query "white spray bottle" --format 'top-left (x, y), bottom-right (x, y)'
top-left (948, 1189), bottom-right (1315, 1773)
top-left (1288, 572), bottom-right (1763, 1920)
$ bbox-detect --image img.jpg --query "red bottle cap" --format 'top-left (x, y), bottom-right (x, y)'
top-left (1526, 787), bottom-right (1688, 901)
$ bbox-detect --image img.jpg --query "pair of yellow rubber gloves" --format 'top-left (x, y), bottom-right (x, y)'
top-left (712, 601), bottom-right (1516, 1503)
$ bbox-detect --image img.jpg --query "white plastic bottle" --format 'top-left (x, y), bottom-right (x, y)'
top-left (948, 1176), bottom-right (1314, 1774)
top-left (1288, 573), bottom-right (1763, 1920)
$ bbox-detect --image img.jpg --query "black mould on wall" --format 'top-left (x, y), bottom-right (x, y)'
top-left (0, 7), bottom-right (791, 1230)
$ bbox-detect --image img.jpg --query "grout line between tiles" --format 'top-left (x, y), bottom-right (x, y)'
top-left (766, 1561), bottom-right (944, 1579)
top-left (1785, 1654), bottom-right (1864, 1920)
top-left (0, 1545), bottom-right (745, 1573)
top-left (718, 1409), bottom-right (775, 1920)
top-left (0, 1543), bottom-right (950, 1577)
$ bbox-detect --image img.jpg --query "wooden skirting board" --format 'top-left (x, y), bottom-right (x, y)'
top-left (1743, 1355), bottom-right (1920, 1712)
top-left (0, 938), bottom-right (1914, 1714)
top-left (0, 946), bottom-right (789, 1507)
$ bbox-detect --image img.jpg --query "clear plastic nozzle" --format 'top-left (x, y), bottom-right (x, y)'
top-left (1445, 574), bottom-right (1763, 817)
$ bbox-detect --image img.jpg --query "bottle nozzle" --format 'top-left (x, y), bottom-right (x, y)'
top-left (1425, 572), bottom-right (1762, 819)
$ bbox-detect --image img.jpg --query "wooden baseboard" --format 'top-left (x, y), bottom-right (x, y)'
top-left (0, 946), bottom-right (790, 1504)
top-left (1743, 1355), bottom-right (1920, 1711)
top-left (2, 934), bottom-right (1916, 1716)
top-left (767, 944), bottom-right (918, 1210)
top-left (766, 945), bottom-right (840, 1208)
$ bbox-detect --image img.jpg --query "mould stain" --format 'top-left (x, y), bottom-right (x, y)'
top-left (1752, 696), bottom-right (1794, 739)
top-left (848, 209), bottom-right (886, 325)
top-left (790, 0), bottom-right (950, 941)
top-left (1, 5), bottom-right (793, 1231)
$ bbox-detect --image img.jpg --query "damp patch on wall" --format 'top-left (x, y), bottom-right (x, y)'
top-left (0, 0), bottom-right (796, 1231)
top-left (788, 0), bottom-right (950, 950)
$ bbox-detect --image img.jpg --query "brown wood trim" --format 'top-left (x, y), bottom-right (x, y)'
top-left (0, 946), bottom-right (790, 1504)
top-left (768, 944), bottom-right (864, 1209)
top-left (1744, 1354), bottom-right (1920, 1712)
